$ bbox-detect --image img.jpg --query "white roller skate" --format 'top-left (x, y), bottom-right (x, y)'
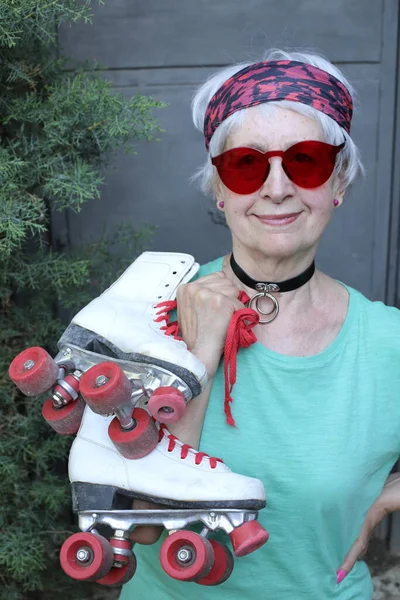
top-left (8, 252), bottom-right (208, 439)
top-left (59, 405), bottom-right (268, 587)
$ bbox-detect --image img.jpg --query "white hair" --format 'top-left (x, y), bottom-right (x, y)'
top-left (191, 49), bottom-right (365, 197)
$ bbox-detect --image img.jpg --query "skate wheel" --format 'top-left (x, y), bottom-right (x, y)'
top-left (108, 407), bottom-right (158, 459)
top-left (97, 553), bottom-right (137, 586)
top-left (52, 373), bottom-right (80, 403)
top-left (42, 396), bottom-right (85, 435)
top-left (80, 362), bottom-right (132, 414)
top-left (109, 537), bottom-right (132, 565)
top-left (60, 532), bottom-right (114, 581)
top-left (9, 347), bottom-right (59, 396)
top-left (195, 539), bottom-right (234, 586)
top-left (148, 387), bottom-right (186, 424)
top-left (160, 531), bottom-right (214, 582)
top-left (229, 520), bottom-right (269, 557)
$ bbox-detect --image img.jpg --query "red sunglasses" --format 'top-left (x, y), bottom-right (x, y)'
top-left (211, 140), bottom-right (345, 194)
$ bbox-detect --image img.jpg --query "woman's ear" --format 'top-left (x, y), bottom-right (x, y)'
top-left (215, 178), bottom-right (225, 207)
top-left (333, 173), bottom-right (346, 205)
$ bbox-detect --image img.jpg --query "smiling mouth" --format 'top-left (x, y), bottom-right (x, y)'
top-left (254, 213), bottom-right (301, 225)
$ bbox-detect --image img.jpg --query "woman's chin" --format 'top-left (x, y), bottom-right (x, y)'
top-left (246, 238), bottom-right (308, 259)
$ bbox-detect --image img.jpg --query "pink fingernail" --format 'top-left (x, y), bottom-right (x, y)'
top-left (336, 569), bottom-right (347, 584)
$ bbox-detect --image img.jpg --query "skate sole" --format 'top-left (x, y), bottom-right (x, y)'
top-left (72, 482), bottom-right (266, 512)
top-left (58, 323), bottom-right (203, 397)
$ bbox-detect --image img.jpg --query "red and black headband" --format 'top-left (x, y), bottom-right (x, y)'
top-left (203, 60), bottom-right (353, 151)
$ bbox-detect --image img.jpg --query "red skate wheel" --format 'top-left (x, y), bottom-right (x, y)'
top-left (80, 362), bottom-right (132, 414)
top-left (9, 347), bottom-right (59, 396)
top-left (42, 396), bottom-right (85, 435)
top-left (108, 407), bottom-right (158, 459)
top-left (97, 553), bottom-right (137, 586)
top-left (148, 387), bottom-right (186, 424)
top-left (109, 537), bottom-right (132, 565)
top-left (60, 532), bottom-right (114, 581)
top-left (160, 531), bottom-right (214, 582)
top-left (52, 373), bottom-right (80, 402)
top-left (229, 520), bottom-right (269, 557)
top-left (195, 539), bottom-right (234, 586)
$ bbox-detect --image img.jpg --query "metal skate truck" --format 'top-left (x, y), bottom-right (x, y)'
top-left (9, 252), bottom-right (268, 587)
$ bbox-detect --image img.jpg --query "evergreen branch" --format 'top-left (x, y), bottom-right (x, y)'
top-left (4, 252), bottom-right (91, 291)
top-left (0, 0), bottom-right (97, 47)
top-left (0, 1), bottom-right (163, 596)
top-left (0, 531), bottom-right (46, 581)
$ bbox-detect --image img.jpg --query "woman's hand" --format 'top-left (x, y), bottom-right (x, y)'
top-left (176, 269), bottom-right (245, 378)
top-left (336, 472), bottom-right (400, 584)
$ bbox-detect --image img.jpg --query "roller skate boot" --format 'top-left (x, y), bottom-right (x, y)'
top-left (60, 405), bottom-right (269, 587)
top-left (8, 252), bottom-right (207, 436)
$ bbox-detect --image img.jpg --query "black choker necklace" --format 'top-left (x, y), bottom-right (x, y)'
top-left (230, 254), bottom-right (315, 323)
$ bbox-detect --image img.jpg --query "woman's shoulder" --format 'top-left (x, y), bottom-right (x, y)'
top-left (192, 256), bottom-right (225, 281)
top-left (346, 284), bottom-right (400, 336)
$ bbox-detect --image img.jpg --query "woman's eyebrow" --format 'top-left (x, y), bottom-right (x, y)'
top-left (238, 142), bottom-right (268, 152)
top-left (250, 142), bottom-right (268, 152)
top-left (240, 140), bottom-right (311, 152)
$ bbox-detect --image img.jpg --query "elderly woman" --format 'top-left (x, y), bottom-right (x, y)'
top-left (119, 48), bottom-right (400, 600)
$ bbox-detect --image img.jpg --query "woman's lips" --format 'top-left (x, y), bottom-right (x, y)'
top-left (254, 212), bottom-right (301, 226)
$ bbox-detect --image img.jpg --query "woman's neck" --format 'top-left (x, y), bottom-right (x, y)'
top-left (224, 253), bottom-right (349, 355)
top-left (229, 246), bottom-right (316, 284)
top-left (225, 249), bottom-right (319, 315)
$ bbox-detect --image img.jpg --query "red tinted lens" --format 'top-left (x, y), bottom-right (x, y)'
top-left (283, 141), bottom-right (342, 188)
top-left (212, 148), bottom-right (269, 194)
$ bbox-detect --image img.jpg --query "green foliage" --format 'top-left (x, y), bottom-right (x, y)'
top-left (0, 229), bottom-right (152, 600)
top-left (0, 0), bottom-right (95, 48)
top-left (0, 1), bottom-right (162, 598)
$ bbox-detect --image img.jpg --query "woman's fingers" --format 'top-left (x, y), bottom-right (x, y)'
top-left (129, 499), bottom-right (163, 545)
top-left (179, 273), bottom-right (242, 301)
top-left (175, 267), bottom-right (250, 377)
top-left (337, 503), bottom-right (387, 584)
top-left (336, 534), bottom-right (369, 583)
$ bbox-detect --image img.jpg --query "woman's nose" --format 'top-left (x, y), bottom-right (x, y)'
top-left (259, 157), bottom-right (294, 203)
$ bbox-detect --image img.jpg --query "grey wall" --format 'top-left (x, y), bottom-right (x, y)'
top-left (58, 0), bottom-right (400, 303)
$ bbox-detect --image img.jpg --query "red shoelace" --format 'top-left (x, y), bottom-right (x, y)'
top-left (155, 291), bottom-right (259, 427)
top-left (159, 424), bottom-right (223, 468)
top-left (223, 291), bottom-right (259, 426)
top-left (154, 300), bottom-right (181, 339)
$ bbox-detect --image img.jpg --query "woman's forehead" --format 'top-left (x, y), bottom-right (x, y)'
top-left (226, 107), bottom-right (323, 150)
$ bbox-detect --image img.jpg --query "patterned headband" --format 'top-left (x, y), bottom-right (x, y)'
top-left (203, 60), bottom-right (353, 151)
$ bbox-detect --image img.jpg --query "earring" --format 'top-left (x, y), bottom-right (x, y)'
top-left (218, 201), bottom-right (225, 209)
top-left (333, 199), bottom-right (339, 207)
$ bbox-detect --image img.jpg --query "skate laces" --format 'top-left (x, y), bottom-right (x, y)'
top-left (160, 424), bottom-right (223, 469)
top-left (154, 300), bottom-right (181, 340)
top-left (155, 294), bottom-right (259, 428)
top-left (223, 291), bottom-right (259, 427)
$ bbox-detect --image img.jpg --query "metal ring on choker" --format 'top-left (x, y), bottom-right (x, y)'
top-left (248, 292), bottom-right (279, 324)
top-left (230, 254), bottom-right (316, 324)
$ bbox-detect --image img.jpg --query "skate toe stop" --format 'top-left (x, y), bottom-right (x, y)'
top-left (230, 521), bottom-right (269, 557)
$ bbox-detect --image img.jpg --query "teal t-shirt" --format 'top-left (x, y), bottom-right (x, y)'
top-left (120, 257), bottom-right (400, 600)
